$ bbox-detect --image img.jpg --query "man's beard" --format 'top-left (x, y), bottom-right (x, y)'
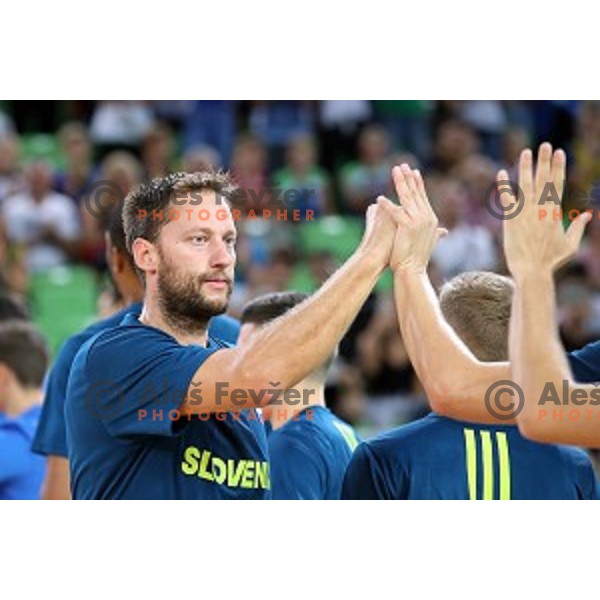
top-left (156, 250), bottom-right (233, 336)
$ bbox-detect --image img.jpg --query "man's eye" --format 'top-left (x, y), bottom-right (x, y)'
top-left (193, 236), bottom-right (208, 244)
top-left (225, 238), bottom-right (236, 246)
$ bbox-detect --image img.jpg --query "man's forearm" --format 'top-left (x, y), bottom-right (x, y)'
top-left (393, 269), bottom-right (511, 422)
top-left (511, 271), bottom-right (574, 425)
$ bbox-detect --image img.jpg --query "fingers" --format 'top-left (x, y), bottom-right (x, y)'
top-left (378, 195), bottom-right (411, 227)
top-left (566, 211), bottom-right (592, 252)
top-left (534, 142), bottom-right (553, 202)
top-left (519, 148), bottom-right (534, 206)
top-left (551, 148), bottom-right (567, 202)
top-left (392, 164), bottom-right (419, 219)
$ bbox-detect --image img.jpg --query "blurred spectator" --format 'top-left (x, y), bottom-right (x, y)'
top-left (318, 101), bottom-right (371, 171)
top-left (0, 321), bottom-right (48, 499)
top-left (502, 126), bottom-right (531, 170)
top-left (557, 263), bottom-right (600, 350)
top-left (572, 101), bottom-right (600, 195)
top-left (90, 101), bottom-right (154, 153)
top-left (273, 134), bottom-right (333, 217)
top-left (0, 293), bottom-right (29, 321)
top-left (231, 134), bottom-right (269, 205)
top-left (356, 294), bottom-right (425, 428)
top-left (430, 119), bottom-right (480, 174)
top-left (2, 161), bottom-right (81, 272)
top-left (54, 122), bottom-right (97, 203)
top-left (338, 124), bottom-right (392, 215)
top-left (182, 145), bottom-right (222, 173)
top-left (0, 133), bottom-right (24, 202)
top-left (249, 101), bottom-right (314, 170)
top-left (141, 121), bottom-right (175, 179)
top-left (429, 176), bottom-right (498, 280)
top-left (459, 100), bottom-right (507, 160)
top-left (0, 110), bottom-right (15, 137)
top-left (183, 101), bottom-right (237, 167)
top-left (80, 151), bottom-right (143, 271)
top-left (374, 100), bottom-right (430, 159)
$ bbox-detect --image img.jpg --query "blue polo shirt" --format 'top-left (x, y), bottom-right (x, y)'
top-left (341, 413), bottom-right (599, 500)
top-left (0, 406), bottom-right (46, 499)
top-left (268, 406), bottom-right (361, 499)
top-left (65, 313), bottom-right (268, 499)
top-left (32, 306), bottom-right (240, 459)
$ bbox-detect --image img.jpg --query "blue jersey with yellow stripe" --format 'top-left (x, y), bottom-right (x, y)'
top-left (341, 413), bottom-right (599, 500)
top-left (268, 406), bottom-right (361, 500)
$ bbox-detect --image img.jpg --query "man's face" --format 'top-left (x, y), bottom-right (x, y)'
top-left (152, 189), bottom-right (237, 330)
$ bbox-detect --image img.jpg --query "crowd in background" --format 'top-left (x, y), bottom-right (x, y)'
top-left (2, 100), bottom-right (600, 445)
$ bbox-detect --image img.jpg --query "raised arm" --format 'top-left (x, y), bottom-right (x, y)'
top-left (182, 199), bottom-right (396, 413)
top-left (502, 143), bottom-right (599, 446)
top-left (387, 165), bottom-right (511, 423)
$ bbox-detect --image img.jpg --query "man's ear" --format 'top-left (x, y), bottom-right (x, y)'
top-left (132, 238), bottom-right (158, 276)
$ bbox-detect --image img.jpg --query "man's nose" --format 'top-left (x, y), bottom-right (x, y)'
top-left (210, 239), bottom-right (235, 268)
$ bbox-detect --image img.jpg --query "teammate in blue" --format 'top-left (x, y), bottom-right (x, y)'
top-left (32, 204), bottom-right (240, 499)
top-left (240, 292), bottom-right (361, 500)
top-left (65, 170), bottom-right (396, 499)
top-left (0, 321), bottom-right (49, 499)
top-left (342, 271), bottom-right (599, 499)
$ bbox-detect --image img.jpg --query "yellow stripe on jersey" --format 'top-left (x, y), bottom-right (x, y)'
top-left (334, 422), bottom-right (359, 452)
top-left (463, 428), bottom-right (477, 500)
top-left (496, 431), bottom-right (511, 500)
top-left (463, 428), bottom-right (512, 500)
top-left (480, 430), bottom-right (494, 500)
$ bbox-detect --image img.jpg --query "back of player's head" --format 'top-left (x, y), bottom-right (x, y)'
top-left (0, 321), bottom-right (48, 389)
top-left (102, 204), bottom-right (136, 271)
top-left (439, 271), bottom-right (514, 362)
top-left (240, 291), bottom-right (336, 381)
top-left (0, 294), bottom-right (29, 322)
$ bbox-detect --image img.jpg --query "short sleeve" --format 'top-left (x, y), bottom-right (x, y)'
top-left (71, 328), bottom-right (220, 439)
top-left (268, 432), bottom-right (324, 500)
top-left (567, 341), bottom-right (600, 383)
top-left (32, 337), bottom-right (81, 457)
top-left (341, 442), bottom-right (401, 500)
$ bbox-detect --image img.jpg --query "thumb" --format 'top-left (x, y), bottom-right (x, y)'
top-left (436, 227), bottom-right (448, 241)
top-left (566, 211), bottom-right (591, 251)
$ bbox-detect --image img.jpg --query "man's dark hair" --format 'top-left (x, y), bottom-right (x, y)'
top-left (122, 170), bottom-right (238, 254)
top-left (0, 321), bottom-right (48, 388)
top-left (0, 294), bottom-right (29, 322)
top-left (241, 291), bottom-right (310, 325)
top-left (103, 204), bottom-right (135, 270)
top-left (241, 291), bottom-right (336, 380)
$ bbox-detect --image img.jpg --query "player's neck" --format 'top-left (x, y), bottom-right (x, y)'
top-left (3, 387), bottom-right (42, 418)
top-left (139, 300), bottom-right (209, 347)
top-left (268, 380), bottom-right (326, 430)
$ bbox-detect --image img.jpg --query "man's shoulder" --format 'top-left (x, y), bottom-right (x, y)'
top-left (363, 414), bottom-right (444, 456)
top-left (58, 306), bottom-right (141, 365)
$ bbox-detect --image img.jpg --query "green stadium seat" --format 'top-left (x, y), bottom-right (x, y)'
top-left (299, 216), bottom-right (363, 262)
top-left (28, 265), bottom-right (98, 357)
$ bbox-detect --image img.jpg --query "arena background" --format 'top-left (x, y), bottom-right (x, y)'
top-left (2, 100), bottom-right (598, 470)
